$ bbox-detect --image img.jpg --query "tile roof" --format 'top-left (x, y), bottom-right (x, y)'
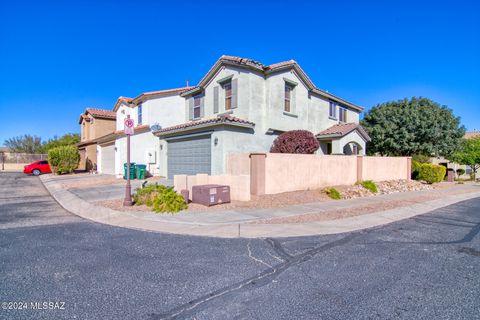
top-left (317, 123), bottom-right (371, 141)
top-left (132, 87), bottom-right (191, 103)
top-left (153, 115), bottom-right (255, 135)
top-left (86, 108), bottom-right (116, 119)
top-left (464, 131), bottom-right (480, 139)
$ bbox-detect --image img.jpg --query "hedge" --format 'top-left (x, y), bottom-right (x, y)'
top-left (417, 163), bottom-right (446, 184)
top-left (48, 145), bottom-right (80, 175)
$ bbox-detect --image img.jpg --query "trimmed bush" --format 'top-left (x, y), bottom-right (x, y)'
top-left (133, 184), bottom-right (187, 213)
top-left (411, 160), bottom-right (422, 180)
top-left (48, 145), bottom-right (80, 174)
top-left (456, 168), bottom-right (465, 177)
top-left (270, 130), bottom-right (320, 154)
top-left (324, 187), bottom-right (341, 200)
top-left (417, 163), bottom-right (446, 184)
top-left (360, 180), bottom-right (378, 193)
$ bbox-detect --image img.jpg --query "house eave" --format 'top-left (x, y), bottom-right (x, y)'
top-left (153, 122), bottom-right (254, 137)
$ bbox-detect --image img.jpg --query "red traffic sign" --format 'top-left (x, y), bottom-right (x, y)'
top-left (124, 117), bottom-right (135, 135)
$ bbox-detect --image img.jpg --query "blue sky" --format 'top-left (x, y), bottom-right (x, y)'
top-left (0, 0), bottom-right (479, 145)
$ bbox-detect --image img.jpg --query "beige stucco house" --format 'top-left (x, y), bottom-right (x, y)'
top-left (101, 55), bottom-right (369, 178)
top-left (77, 108), bottom-right (116, 171)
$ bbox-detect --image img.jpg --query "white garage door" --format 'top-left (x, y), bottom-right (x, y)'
top-left (100, 143), bottom-right (115, 175)
top-left (167, 135), bottom-right (211, 179)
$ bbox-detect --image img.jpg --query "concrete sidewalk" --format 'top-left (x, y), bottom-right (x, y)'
top-left (40, 174), bottom-right (480, 238)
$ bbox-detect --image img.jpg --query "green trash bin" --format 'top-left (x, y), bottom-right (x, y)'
top-left (123, 163), bottom-right (136, 180)
top-left (135, 164), bottom-right (146, 180)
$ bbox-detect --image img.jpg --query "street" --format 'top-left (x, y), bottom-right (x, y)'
top-left (0, 172), bottom-right (479, 320)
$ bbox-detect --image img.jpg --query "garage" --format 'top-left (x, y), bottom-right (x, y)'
top-left (167, 134), bottom-right (211, 179)
top-left (100, 143), bottom-right (116, 175)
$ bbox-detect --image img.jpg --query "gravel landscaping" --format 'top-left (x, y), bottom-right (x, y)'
top-left (94, 180), bottom-right (456, 214)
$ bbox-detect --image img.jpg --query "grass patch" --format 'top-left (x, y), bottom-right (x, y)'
top-left (324, 187), bottom-right (342, 200)
top-left (360, 180), bottom-right (378, 193)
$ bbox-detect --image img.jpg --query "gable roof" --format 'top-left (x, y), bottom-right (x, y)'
top-left (316, 123), bottom-right (371, 142)
top-left (112, 96), bottom-right (133, 112)
top-left (464, 131), bottom-right (480, 139)
top-left (152, 114), bottom-right (255, 137)
top-left (131, 87), bottom-right (191, 104)
top-left (181, 55), bottom-right (363, 111)
top-left (79, 108), bottom-right (117, 124)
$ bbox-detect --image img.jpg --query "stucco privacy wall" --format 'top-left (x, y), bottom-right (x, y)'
top-left (264, 154), bottom-right (358, 194)
top-left (361, 156), bottom-right (410, 181)
top-left (174, 173), bottom-right (251, 201)
top-left (227, 153), bottom-right (412, 195)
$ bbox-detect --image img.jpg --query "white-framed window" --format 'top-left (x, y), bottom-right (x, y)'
top-left (339, 107), bottom-right (347, 122)
top-left (138, 104), bottom-right (143, 125)
top-left (193, 95), bottom-right (201, 119)
top-left (329, 102), bottom-right (337, 118)
top-left (284, 83), bottom-right (293, 112)
top-left (223, 82), bottom-right (232, 110)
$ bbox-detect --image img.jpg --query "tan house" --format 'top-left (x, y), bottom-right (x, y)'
top-left (431, 130), bottom-right (480, 179)
top-left (77, 108), bottom-right (116, 171)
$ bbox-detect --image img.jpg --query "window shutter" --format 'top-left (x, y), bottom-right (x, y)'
top-left (213, 86), bottom-right (219, 113)
top-left (291, 87), bottom-right (296, 113)
top-left (200, 95), bottom-right (205, 118)
top-left (231, 79), bottom-right (238, 109)
top-left (188, 97), bottom-right (194, 120)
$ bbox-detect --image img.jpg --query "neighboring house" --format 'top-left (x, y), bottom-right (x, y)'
top-left (151, 55), bottom-right (369, 178)
top-left (431, 131), bottom-right (480, 179)
top-left (97, 89), bottom-right (189, 176)
top-left (77, 108), bottom-right (116, 171)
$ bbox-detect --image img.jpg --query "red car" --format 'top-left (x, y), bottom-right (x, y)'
top-left (23, 160), bottom-right (52, 176)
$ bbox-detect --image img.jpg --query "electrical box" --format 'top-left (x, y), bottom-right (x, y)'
top-left (146, 149), bottom-right (156, 164)
top-left (192, 185), bottom-right (231, 206)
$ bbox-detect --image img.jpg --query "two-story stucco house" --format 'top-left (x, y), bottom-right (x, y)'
top-left (146, 55), bottom-right (370, 178)
top-left (77, 108), bottom-right (117, 171)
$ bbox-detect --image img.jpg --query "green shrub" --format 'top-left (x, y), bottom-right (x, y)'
top-left (411, 160), bottom-right (422, 180)
top-left (48, 145), bottom-right (80, 174)
top-left (324, 187), bottom-right (341, 200)
top-left (133, 184), bottom-right (187, 213)
top-left (412, 154), bottom-right (432, 164)
top-left (360, 180), bottom-right (378, 193)
top-left (417, 163), bottom-right (446, 184)
top-left (456, 168), bottom-right (465, 177)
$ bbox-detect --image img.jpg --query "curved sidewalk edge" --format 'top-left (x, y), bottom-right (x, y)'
top-left (40, 175), bottom-right (480, 239)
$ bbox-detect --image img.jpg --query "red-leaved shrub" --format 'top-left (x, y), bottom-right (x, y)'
top-left (270, 130), bottom-right (320, 154)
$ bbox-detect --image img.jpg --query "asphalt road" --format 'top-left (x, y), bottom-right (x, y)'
top-left (0, 172), bottom-right (479, 320)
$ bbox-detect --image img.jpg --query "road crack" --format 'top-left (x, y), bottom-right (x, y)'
top-left (149, 234), bottom-right (355, 320)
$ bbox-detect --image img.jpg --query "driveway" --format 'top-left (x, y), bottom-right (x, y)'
top-left (1, 172), bottom-right (479, 319)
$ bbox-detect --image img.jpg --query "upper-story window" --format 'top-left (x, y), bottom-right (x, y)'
top-left (284, 84), bottom-right (293, 112)
top-left (193, 95), bottom-right (201, 119)
top-left (224, 82), bottom-right (232, 110)
top-left (339, 107), bottom-right (347, 122)
top-left (329, 102), bottom-right (337, 119)
top-left (138, 104), bottom-right (143, 125)
top-left (90, 118), bottom-right (94, 124)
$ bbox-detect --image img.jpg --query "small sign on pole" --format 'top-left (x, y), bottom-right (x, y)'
top-left (124, 116), bottom-right (135, 135)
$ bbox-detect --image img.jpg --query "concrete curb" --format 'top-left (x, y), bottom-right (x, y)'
top-left (40, 174), bottom-right (480, 238)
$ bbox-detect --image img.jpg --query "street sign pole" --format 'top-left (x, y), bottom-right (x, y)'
top-left (123, 115), bottom-right (134, 207)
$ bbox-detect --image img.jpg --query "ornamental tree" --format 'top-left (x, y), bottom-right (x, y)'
top-left (270, 130), bottom-right (320, 154)
top-left (451, 138), bottom-right (480, 179)
top-left (361, 97), bottom-right (465, 157)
